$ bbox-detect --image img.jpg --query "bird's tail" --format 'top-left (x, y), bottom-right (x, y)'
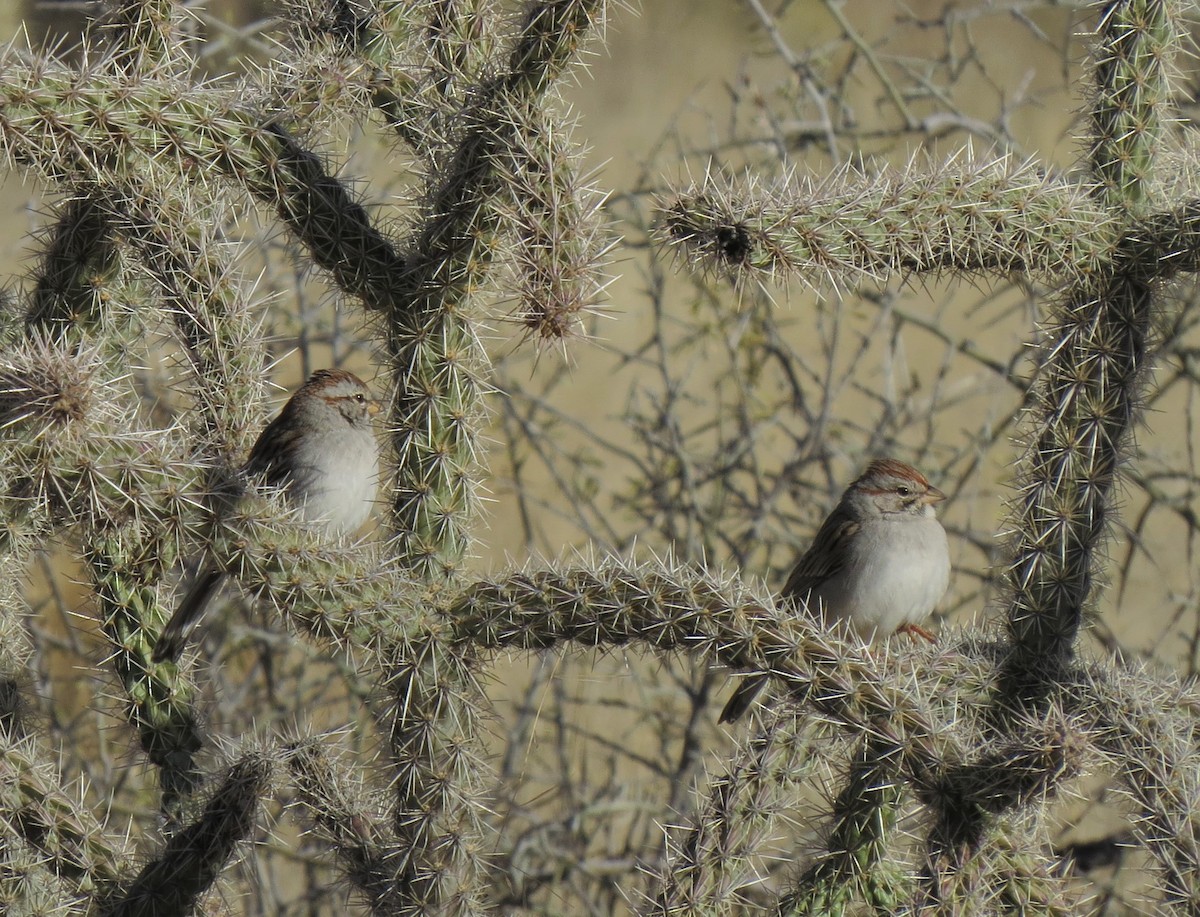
top-left (718, 673), bottom-right (768, 723)
top-left (152, 569), bottom-right (226, 663)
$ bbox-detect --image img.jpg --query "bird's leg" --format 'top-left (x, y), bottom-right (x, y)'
top-left (896, 622), bottom-right (937, 643)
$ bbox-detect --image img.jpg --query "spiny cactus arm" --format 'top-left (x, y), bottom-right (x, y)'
top-left (927, 710), bottom-right (1087, 825)
top-left (0, 54), bottom-right (407, 321)
top-left (1, 840), bottom-right (90, 913)
top-left (1089, 0), bottom-right (1174, 215)
top-left (92, 0), bottom-right (190, 75)
top-left (916, 820), bottom-right (1085, 916)
top-left (0, 6), bottom-right (612, 355)
top-left (451, 564), bottom-right (1109, 908)
top-left (267, 0), bottom-right (473, 157)
top-left (0, 339), bottom-right (201, 539)
top-left (104, 177), bottom-right (268, 453)
top-left (25, 196), bottom-right (120, 337)
top-left (493, 104), bottom-right (614, 343)
top-left (913, 708), bottom-right (1088, 913)
top-left (15, 178), bottom-right (258, 815)
top-left (204, 488), bottom-right (415, 649)
top-left (288, 715), bottom-right (494, 917)
top-left (388, 0), bottom-right (612, 330)
top-left (500, 0), bottom-right (605, 97)
top-left (286, 739), bottom-right (418, 916)
top-left (37, 362), bottom-right (203, 788)
top-left (416, 0), bottom-right (498, 113)
top-left (0, 4), bottom-right (613, 599)
top-left (0, 340), bottom-right (211, 808)
top-left (16, 179), bottom-right (274, 822)
top-left (103, 751), bottom-right (275, 917)
top-left (0, 335), bottom-right (97, 526)
top-left (652, 0), bottom-right (1187, 702)
top-left (1072, 660), bottom-right (1200, 911)
top-left (84, 455), bottom-right (425, 813)
top-left (656, 156), bottom-right (1118, 292)
top-left (378, 634), bottom-right (490, 914)
top-left (87, 528), bottom-right (205, 814)
top-left (446, 560), bottom-right (948, 787)
top-left (285, 0), bottom-right (496, 158)
top-left (0, 341), bottom-right (108, 749)
top-left (0, 65), bottom-right (269, 445)
top-left (1126, 202), bottom-right (1200, 279)
top-left (280, 46), bottom-right (595, 897)
top-left (0, 147), bottom-right (268, 450)
top-left (0, 9), bottom-right (607, 321)
top-left (651, 715), bottom-right (838, 917)
top-left (0, 732), bottom-right (126, 904)
top-left (0, 52), bottom-right (231, 187)
top-left (451, 563), bottom-right (1111, 913)
top-left (779, 735), bottom-right (908, 917)
top-left (12, 177), bottom-right (266, 813)
top-left (382, 0), bottom-right (609, 580)
top-left (1001, 0), bottom-right (1179, 683)
top-left (0, 555), bottom-right (36, 740)
top-left (260, 123), bottom-right (410, 314)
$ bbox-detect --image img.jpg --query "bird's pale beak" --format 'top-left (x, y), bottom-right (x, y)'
top-left (923, 485), bottom-right (946, 505)
top-left (367, 400), bottom-right (382, 417)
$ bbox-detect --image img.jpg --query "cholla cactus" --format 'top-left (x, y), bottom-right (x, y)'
top-left (0, 0), bottom-right (1198, 915)
top-left (655, 0), bottom-right (1200, 912)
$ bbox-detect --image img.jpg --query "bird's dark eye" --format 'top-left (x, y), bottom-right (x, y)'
top-left (354, 393), bottom-right (366, 402)
top-left (896, 485), bottom-right (912, 497)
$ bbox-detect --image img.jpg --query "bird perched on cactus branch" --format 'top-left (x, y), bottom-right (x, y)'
top-left (154, 369), bottom-right (380, 663)
top-left (719, 458), bottom-right (950, 723)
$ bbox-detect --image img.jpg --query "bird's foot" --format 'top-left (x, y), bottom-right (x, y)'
top-left (896, 622), bottom-right (937, 643)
